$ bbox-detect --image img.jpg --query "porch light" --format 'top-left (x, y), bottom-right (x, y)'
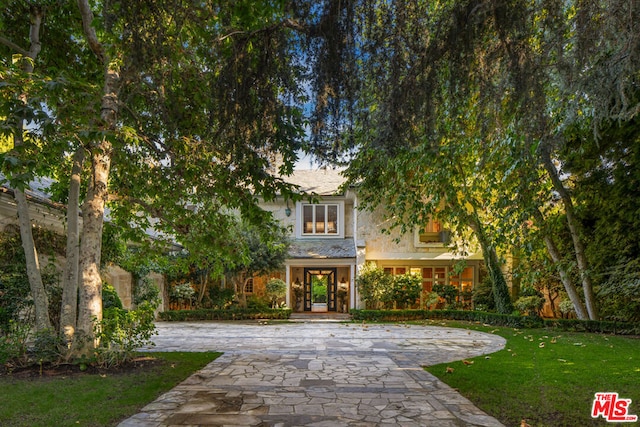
top-left (285, 200), bottom-right (291, 217)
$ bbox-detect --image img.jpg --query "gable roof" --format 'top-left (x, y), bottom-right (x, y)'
top-left (284, 168), bottom-right (347, 196)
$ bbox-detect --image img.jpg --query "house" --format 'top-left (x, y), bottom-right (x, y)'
top-left (258, 168), bottom-right (484, 312)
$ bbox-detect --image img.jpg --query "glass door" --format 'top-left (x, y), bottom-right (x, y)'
top-left (304, 268), bottom-right (337, 312)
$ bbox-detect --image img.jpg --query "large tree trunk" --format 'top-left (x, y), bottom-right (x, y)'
top-left (15, 186), bottom-right (51, 331)
top-left (467, 211), bottom-right (514, 314)
top-left (60, 148), bottom-right (85, 346)
top-left (532, 208), bottom-right (589, 319)
top-left (8, 6), bottom-right (51, 332)
top-left (75, 0), bottom-right (119, 350)
top-left (540, 141), bottom-right (598, 319)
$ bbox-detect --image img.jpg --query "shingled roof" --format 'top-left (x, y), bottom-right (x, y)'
top-left (284, 168), bottom-right (347, 196)
top-left (288, 238), bottom-right (357, 259)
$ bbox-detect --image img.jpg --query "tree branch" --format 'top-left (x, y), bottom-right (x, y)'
top-left (0, 36), bottom-right (28, 56)
top-left (76, 0), bottom-right (105, 63)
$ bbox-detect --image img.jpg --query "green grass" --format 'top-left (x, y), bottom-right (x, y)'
top-left (424, 321), bottom-right (640, 426)
top-left (0, 352), bottom-right (221, 427)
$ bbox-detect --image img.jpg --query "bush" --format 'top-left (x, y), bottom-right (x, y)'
top-left (94, 301), bottom-right (158, 367)
top-left (170, 282), bottom-right (195, 304)
top-left (432, 284), bottom-right (458, 305)
top-left (159, 307), bottom-right (292, 321)
top-left (356, 264), bottom-right (422, 309)
top-left (356, 263), bottom-right (391, 309)
top-left (387, 274), bottom-right (422, 309)
top-left (348, 309), bottom-right (640, 334)
top-left (514, 295), bottom-right (545, 316)
top-left (207, 287), bottom-right (235, 309)
top-left (265, 278), bottom-right (287, 308)
top-left (102, 283), bottom-right (123, 310)
top-left (0, 320), bottom-right (30, 367)
top-left (133, 276), bottom-right (161, 307)
top-left (472, 275), bottom-right (495, 311)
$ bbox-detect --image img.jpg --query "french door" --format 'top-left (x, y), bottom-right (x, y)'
top-left (303, 268), bottom-right (337, 312)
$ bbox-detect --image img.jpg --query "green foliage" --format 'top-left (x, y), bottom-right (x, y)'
top-left (514, 295), bottom-right (545, 317)
top-left (471, 275), bottom-right (495, 312)
top-left (387, 273), bottom-right (422, 308)
top-left (94, 302), bottom-right (158, 367)
top-left (432, 284), bottom-right (458, 305)
top-left (102, 283), bottom-right (123, 310)
top-left (357, 265), bottom-right (423, 309)
top-left (30, 328), bottom-right (63, 364)
top-left (205, 287), bottom-right (235, 310)
top-left (0, 320), bottom-right (30, 366)
top-left (133, 276), bottom-right (161, 307)
top-left (356, 263), bottom-right (391, 309)
top-left (0, 230), bottom-right (33, 332)
top-left (349, 309), bottom-right (640, 334)
top-left (169, 283), bottom-right (195, 303)
top-left (265, 278), bottom-right (287, 308)
top-left (159, 307), bottom-right (292, 321)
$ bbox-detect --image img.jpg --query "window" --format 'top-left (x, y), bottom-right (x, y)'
top-left (414, 216), bottom-right (449, 246)
top-left (422, 267), bottom-right (447, 292)
top-left (244, 278), bottom-right (254, 294)
top-left (419, 217), bottom-right (443, 243)
top-left (299, 203), bottom-right (342, 236)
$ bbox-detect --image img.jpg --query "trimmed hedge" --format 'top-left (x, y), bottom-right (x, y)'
top-left (159, 308), bottom-right (292, 321)
top-left (349, 309), bottom-right (640, 335)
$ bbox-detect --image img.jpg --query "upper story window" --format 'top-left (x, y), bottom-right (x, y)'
top-left (297, 202), bottom-right (344, 238)
top-left (414, 216), bottom-right (449, 246)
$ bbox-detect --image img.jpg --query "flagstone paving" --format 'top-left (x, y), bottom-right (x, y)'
top-left (118, 320), bottom-right (506, 426)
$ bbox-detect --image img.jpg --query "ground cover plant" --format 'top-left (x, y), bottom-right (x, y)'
top-left (424, 321), bottom-right (640, 427)
top-left (0, 351), bottom-right (220, 427)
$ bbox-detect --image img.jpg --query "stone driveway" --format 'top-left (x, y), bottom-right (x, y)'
top-left (118, 320), bottom-right (506, 426)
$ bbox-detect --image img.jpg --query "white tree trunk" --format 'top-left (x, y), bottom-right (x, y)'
top-left (540, 143), bottom-right (598, 319)
top-left (75, 0), bottom-right (119, 349)
top-left (60, 148), bottom-right (85, 345)
top-left (6, 6), bottom-right (51, 332)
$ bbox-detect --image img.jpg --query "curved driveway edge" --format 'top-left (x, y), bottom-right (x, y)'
top-left (119, 321), bottom-right (506, 427)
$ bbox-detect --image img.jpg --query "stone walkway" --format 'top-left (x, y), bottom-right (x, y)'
top-left (118, 320), bottom-right (506, 427)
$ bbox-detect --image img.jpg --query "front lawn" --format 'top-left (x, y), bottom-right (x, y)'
top-left (425, 321), bottom-right (640, 426)
top-left (0, 351), bottom-right (221, 427)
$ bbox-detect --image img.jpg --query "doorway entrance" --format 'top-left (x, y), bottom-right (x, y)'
top-left (303, 268), bottom-right (337, 312)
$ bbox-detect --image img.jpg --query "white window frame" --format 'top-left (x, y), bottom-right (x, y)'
top-left (296, 201), bottom-right (344, 238)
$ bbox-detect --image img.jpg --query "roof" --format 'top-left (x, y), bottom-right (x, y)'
top-left (288, 238), bottom-right (356, 259)
top-left (284, 168), bottom-right (347, 196)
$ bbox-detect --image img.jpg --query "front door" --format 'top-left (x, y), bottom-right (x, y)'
top-left (303, 268), bottom-right (337, 312)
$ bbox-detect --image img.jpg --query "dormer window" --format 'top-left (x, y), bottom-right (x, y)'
top-left (297, 202), bottom-right (344, 238)
top-left (414, 216), bottom-right (450, 247)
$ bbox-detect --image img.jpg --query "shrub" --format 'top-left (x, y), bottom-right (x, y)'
top-left (356, 263), bottom-right (391, 309)
top-left (207, 287), bottom-right (235, 309)
top-left (133, 276), bottom-right (161, 307)
top-left (388, 274), bottom-right (422, 309)
top-left (159, 307), bottom-right (292, 321)
top-left (102, 283), bottom-right (123, 310)
top-left (94, 301), bottom-right (158, 367)
top-left (170, 282), bottom-right (195, 304)
top-left (433, 284), bottom-right (458, 305)
top-left (265, 278), bottom-right (287, 308)
top-left (514, 295), bottom-right (545, 316)
top-left (0, 320), bottom-right (30, 367)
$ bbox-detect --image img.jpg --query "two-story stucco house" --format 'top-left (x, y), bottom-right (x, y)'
top-left (260, 168), bottom-right (484, 313)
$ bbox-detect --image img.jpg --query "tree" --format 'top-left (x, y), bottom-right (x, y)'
top-left (1, 0), bottom-right (313, 353)
top-left (308, 0), bottom-right (640, 320)
top-left (227, 220), bottom-right (290, 308)
top-left (0, 3), bottom-right (51, 332)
